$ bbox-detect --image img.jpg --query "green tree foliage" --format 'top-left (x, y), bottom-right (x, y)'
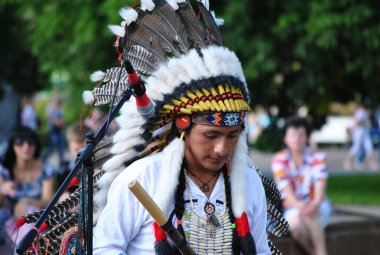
top-left (0, 2), bottom-right (45, 97)
top-left (1, 0), bottom-right (135, 121)
top-left (221, 0), bottom-right (380, 127)
top-left (1, 0), bottom-right (380, 126)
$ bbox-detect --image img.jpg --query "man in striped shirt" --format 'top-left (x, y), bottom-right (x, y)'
top-left (271, 117), bottom-right (332, 255)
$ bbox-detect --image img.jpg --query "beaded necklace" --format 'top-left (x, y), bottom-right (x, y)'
top-left (186, 168), bottom-right (219, 196)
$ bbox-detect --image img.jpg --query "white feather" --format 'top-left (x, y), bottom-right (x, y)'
top-left (112, 127), bottom-right (145, 142)
top-left (180, 49), bottom-right (209, 80)
top-left (111, 136), bottom-right (145, 154)
top-left (166, 0), bottom-right (179, 10)
top-left (201, 47), bottom-right (249, 100)
top-left (230, 133), bottom-right (249, 217)
top-left (145, 84), bottom-right (164, 102)
top-left (119, 7), bottom-right (138, 25)
top-left (140, 0), bottom-right (155, 11)
top-left (94, 170), bottom-right (121, 222)
top-left (90, 70), bottom-right (105, 82)
top-left (108, 25), bottom-right (125, 37)
top-left (210, 11), bottom-right (224, 26)
top-left (146, 74), bottom-right (176, 96)
top-left (82, 91), bottom-right (95, 105)
top-left (165, 58), bottom-right (191, 86)
top-left (102, 149), bottom-right (138, 172)
top-left (116, 115), bottom-right (146, 130)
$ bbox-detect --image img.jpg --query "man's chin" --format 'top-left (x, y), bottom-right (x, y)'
top-left (205, 162), bottom-right (226, 171)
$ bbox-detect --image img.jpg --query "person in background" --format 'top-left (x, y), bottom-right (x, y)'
top-left (0, 126), bottom-right (55, 247)
top-left (84, 107), bottom-right (119, 136)
top-left (43, 93), bottom-right (66, 168)
top-left (344, 102), bottom-right (377, 171)
top-left (271, 116), bottom-right (332, 255)
top-left (56, 122), bottom-right (91, 203)
top-left (66, 122), bottom-right (91, 169)
top-left (19, 95), bottom-right (39, 131)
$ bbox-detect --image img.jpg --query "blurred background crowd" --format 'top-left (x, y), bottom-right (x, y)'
top-left (1, 0), bottom-right (380, 254)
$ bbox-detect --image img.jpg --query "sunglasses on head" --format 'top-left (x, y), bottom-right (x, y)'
top-left (14, 137), bottom-right (35, 146)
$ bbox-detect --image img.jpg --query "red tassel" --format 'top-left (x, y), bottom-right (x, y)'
top-left (67, 177), bottom-right (79, 190)
top-left (131, 2), bottom-right (140, 9)
top-left (153, 221), bottom-right (167, 242)
top-left (15, 218), bottom-right (26, 229)
top-left (39, 223), bottom-right (49, 233)
top-left (235, 212), bottom-right (250, 237)
top-left (11, 218), bottom-right (27, 235)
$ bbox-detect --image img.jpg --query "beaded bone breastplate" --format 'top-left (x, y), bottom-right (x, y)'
top-left (184, 176), bottom-right (233, 254)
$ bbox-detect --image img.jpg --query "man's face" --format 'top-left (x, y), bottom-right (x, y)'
top-left (185, 124), bottom-right (241, 173)
top-left (284, 126), bottom-right (308, 153)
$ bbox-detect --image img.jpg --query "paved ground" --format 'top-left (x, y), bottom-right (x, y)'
top-left (249, 147), bottom-right (380, 177)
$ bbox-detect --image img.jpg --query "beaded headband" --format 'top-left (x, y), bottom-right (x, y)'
top-left (192, 112), bottom-right (245, 127)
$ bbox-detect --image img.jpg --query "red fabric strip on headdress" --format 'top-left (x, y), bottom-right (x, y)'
top-left (235, 212), bottom-right (250, 237)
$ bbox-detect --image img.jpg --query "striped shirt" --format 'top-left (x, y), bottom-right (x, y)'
top-left (271, 148), bottom-right (328, 207)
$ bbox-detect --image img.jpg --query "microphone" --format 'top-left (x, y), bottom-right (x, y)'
top-left (123, 60), bottom-right (155, 119)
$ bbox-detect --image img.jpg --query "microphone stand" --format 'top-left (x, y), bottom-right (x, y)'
top-left (16, 87), bottom-right (133, 254)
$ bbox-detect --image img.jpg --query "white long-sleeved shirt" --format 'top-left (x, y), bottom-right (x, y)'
top-left (93, 152), bottom-right (271, 255)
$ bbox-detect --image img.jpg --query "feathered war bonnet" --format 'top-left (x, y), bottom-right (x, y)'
top-left (84, 0), bottom-right (256, 252)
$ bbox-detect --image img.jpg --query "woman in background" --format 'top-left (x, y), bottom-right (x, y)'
top-left (0, 126), bottom-right (55, 246)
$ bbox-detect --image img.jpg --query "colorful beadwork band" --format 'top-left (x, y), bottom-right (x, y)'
top-left (192, 112), bottom-right (245, 126)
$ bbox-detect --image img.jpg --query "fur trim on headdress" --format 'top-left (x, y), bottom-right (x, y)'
top-left (93, 99), bottom-right (147, 221)
top-left (155, 137), bottom-right (185, 214)
top-left (145, 47), bottom-right (249, 102)
top-left (82, 91), bottom-right (95, 105)
top-left (108, 25), bottom-right (125, 37)
top-left (90, 70), bottom-right (106, 82)
top-left (230, 131), bottom-right (249, 217)
top-left (119, 7), bottom-right (138, 25)
top-left (140, 0), bottom-right (155, 11)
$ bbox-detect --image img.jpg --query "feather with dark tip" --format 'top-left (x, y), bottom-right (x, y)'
top-left (154, 0), bottom-right (189, 52)
top-left (91, 81), bottom-right (129, 106)
top-left (23, 189), bottom-right (81, 225)
top-left (266, 203), bottom-right (290, 237)
top-left (136, 8), bottom-right (181, 56)
top-left (197, 1), bottom-right (224, 45)
top-left (176, 1), bottom-right (209, 48)
top-left (93, 135), bottom-right (113, 169)
top-left (268, 239), bottom-right (282, 255)
top-left (101, 67), bottom-right (125, 83)
top-left (255, 167), bottom-right (282, 210)
top-left (124, 45), bottom-right (159, 74)
top-left (122, 21), bottom-right (167, 66)
top-left (43, 213), bottom-right (79, 253)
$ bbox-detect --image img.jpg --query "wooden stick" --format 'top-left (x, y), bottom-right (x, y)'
top-left (128, 180), bottom-right (168, 226)
top-left (128, 180), bottom-right (196, 255)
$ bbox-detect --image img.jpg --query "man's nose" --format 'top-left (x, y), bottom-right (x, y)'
top-left (213, 138), bottom-right (229, 157)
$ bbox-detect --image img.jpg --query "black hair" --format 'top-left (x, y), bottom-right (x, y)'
top-left (283, 116), bottom-right (311, 138)
top-left (1, 126), bottom-right (41, 178)
top-left (174, 165), bottom-right (187, 239)
top-left (222, 165), bottom-right (242, 254)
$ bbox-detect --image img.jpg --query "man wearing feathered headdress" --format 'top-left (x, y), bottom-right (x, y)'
top-left (88, 0), bottom-right (288, 254)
